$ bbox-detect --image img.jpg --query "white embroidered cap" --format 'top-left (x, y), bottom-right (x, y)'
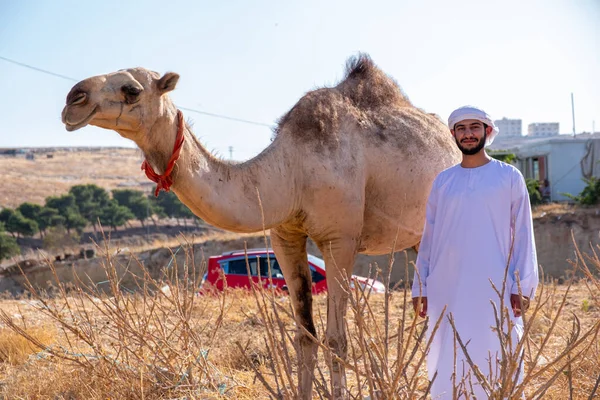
top-left (448, 105), bottom-right (499, 146)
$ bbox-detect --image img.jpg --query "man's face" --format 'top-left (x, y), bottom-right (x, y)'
top-left (451, 119), bottom-right (491, 155)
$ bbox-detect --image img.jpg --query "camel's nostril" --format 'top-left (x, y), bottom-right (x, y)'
top-left (67, 89), bottom-right (88, 106)
top-left (71, 92), bottom-right (87, 106)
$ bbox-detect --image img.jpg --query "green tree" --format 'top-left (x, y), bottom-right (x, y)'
top-left (0, 223), bottom-right (20, 260)
top-left (18, 203), bottom-right (45, 236)
top-left (69, 184), bottom-right (110, 231)
top-left (155, 191), bottom-right (198, 226)
top-left (0, 209), bottom-right (38, 238)
top-left (98, 200), bottom-right (134, 231)
top-left (0, 208), bottom-right (16, 227)
top-left (155, 191), bottom-right (181, 222)
top-left (112, 189), bottom-right (153, 227)
top-left (17, 202), bottom-right (43, 221)
top-left (9, 213), bottom-right (38, 238)
top-left (37, 207), bottom-right (65, 235)
top-left (177, 200), bottom-right (196, 227)
top-left (45, 194), bottom-right (88, 234)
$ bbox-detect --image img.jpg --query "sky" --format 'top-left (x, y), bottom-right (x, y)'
top-left (0, 0), bottom-right (598, 161)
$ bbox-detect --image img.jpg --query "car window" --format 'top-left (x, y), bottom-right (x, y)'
top-left (310, 265), bottom-right (325, 283)
top-left (260, 257), bottom-right (284, 278)
top-left (227, 258), bottom-right (259, 275)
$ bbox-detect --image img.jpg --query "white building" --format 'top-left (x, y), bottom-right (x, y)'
top-left (489, 134), bottom-right (600, 202)
top-left (494, 118), bottom-right (522, 137)
top-left (528, 122), bottom-right (559, 137)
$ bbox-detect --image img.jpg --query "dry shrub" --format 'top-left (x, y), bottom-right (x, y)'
top-left (42, 226), bottom-right (81, 250)
top-left (0, 241), bottom-right (232, 399)
top-left (239, 237), bottom-right (600, 399)
top-left (0, 233), bottom-right (598, 399)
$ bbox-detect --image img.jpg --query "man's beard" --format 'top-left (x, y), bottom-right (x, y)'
top-left (456, 132), bottom-right (487, 155)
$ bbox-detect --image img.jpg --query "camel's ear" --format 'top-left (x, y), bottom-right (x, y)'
top-left (156, 72), bottom-right (179, 95)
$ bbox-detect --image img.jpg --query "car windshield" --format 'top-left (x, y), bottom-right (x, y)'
top-left (307, 254), bottom-right (325, 270)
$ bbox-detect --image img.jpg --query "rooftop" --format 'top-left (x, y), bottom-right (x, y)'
top-left (489, 132), bottom-right (600, 152)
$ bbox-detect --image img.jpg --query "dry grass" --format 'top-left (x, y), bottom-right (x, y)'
top-left (0, 326), bottom-right (56, 365)
top-left (0, 148), bottom-right (148, 208)
top-left (531, 202), bottom-right (578, 218)
top-left (0, 239), bottom-right (598, 399)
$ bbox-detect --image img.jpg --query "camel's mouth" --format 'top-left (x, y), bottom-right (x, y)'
top-left (63, 106), bottom-right (98, 132)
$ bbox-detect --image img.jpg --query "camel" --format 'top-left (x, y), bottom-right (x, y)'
top-left (61, 54), bottom-right (461, 399)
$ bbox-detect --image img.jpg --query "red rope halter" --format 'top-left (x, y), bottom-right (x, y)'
top-left (141, 110), bottom-right (185, 197)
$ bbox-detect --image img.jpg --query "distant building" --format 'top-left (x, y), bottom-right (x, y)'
top-left (528, 122), bottom-right (559, 137)
top-left (489, 133), bottom-right (600, 201)
top-left (494, 118), bottom-right (522, 137)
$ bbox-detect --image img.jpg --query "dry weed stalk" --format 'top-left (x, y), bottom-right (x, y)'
top-left (0, 239), bottom-right (233, 399)
top-left (446, 236), bottom-right (600, 399)
top-left (236, 245), bottom-right (441, 399)
top-left (243, 236), bottom-right (600, 399)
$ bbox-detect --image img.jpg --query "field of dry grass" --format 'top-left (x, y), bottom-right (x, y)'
top-left (0, 242), bottom-right (597, 399)
top-left (0, 148), bottom-right (148, 208)
top-left (0, 149), bottom-right (598, 398)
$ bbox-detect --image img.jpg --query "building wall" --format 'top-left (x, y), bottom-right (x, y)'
top-left (528, 122), bottom-right (559, 137)
top-left (494, 118), bottom-right (522, 137)
top-left (547, 141), bottom-right (588, 201)
top-left (513, 140), bottom-right (591, 202)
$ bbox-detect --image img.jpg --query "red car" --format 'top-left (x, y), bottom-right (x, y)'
top-left (202, 248), bottom-right (385, 294)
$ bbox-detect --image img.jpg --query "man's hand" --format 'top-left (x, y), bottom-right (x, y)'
top-left (412, 297), bottom-right (428, 318)
top-left (510, 294), bottom-right (530, 317)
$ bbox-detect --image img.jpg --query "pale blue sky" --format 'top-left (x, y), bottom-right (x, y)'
top-left (1, 0), bottom-right (598, 160)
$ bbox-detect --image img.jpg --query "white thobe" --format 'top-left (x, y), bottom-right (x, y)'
top-left (412, 158), bottom-right (539, 399)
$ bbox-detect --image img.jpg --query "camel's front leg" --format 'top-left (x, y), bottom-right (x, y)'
top-left (271, 228), bottom-right (318, 400)
top-left (317, 236), bottom-right (359, 400)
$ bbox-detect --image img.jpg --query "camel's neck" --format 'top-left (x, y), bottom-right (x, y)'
top-left (138, 108), bottom-right (299, 233)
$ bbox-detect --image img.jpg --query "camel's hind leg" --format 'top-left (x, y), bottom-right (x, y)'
top-left (271, 228), bottom-right (318, 400)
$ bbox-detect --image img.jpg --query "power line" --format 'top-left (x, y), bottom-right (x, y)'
top-left (0, 55), bottom-right (273, 128)
top-left (178, 106), bottom-right (272, 127)
top-left (0, 55), bottom-right (78, 82)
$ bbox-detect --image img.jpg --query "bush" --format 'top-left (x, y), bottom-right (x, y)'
top-left (490, 152), bottom-right (516, 164)
top-left (526, 178), bottom-right (542, 205)
top-left (0, 231), bottom-right (20, 260)
top-left (42, 226), bottom-right (80, 250)
top-left (564, 177), bottom-right (600, 205)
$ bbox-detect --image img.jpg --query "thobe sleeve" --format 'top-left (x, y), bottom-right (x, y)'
top-left (509, 171), bottom-right (539, 299)
top-left (411, 176), bottom-right (439, 298)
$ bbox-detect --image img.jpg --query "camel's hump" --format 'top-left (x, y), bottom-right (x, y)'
top-left (274, 53), bottom-right (413, 145)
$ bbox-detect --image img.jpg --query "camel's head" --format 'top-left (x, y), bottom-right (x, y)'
top-left (62, 68), bottom-right (179, 141)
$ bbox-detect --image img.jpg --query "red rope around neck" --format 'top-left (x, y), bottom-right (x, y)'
top-left (141, 110), bottom-right (185, 197)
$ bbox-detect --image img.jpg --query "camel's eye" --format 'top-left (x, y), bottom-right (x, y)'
top-left (122, 84), bottom-right (142, 104)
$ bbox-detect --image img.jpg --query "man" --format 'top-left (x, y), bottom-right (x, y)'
top-left (411, 106), bottom-right (539, 399)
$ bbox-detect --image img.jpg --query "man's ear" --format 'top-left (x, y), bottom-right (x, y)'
top-left (486, 126), bottom-right (494, 135)
top-left (450, 129), bottom-right (456, 138)
top-left (156, 72), bottom-right (180, 95)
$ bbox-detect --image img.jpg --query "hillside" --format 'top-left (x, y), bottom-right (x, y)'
top-left (0, 148), bottom-right (150, 208)
top-left (1, 148), bottom-right (598, 287)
